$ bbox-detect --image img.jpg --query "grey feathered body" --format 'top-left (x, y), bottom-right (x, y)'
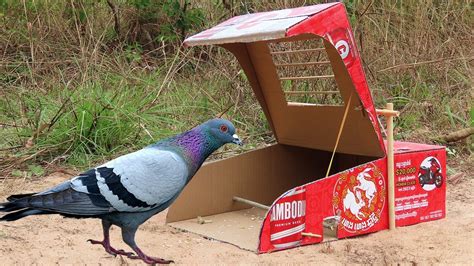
top-left (88, 145), bottom-right (187, 228)
top-left (0, 118), bottom-right (241, 264)
top-left (1, 146), bottom-right (190, 223)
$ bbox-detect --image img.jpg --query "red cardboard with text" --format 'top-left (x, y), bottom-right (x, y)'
top-left (258, 158), bottom-right (389, 252)
top-left (258, 145), bottom-right (446, 253)
top-left (394, 147), bottom-right (446, 227)
top-left (170, 2), bottom-right (448, 254)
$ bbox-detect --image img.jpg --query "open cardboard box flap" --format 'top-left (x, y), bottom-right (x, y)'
top-left (185, 2), bottom-right (385, 158)
top-left (168, 3), bottom-right (398, 252)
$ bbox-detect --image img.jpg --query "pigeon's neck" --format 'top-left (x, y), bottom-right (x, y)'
top-left (155, 128), bottom-right (220, 175)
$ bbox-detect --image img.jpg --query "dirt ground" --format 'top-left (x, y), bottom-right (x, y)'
top-left (0, 171), bottom-right (473, 265)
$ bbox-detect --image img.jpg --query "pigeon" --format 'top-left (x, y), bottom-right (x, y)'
top-left (0, 118), bottom-right (242, 264)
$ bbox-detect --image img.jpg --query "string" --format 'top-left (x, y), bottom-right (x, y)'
top-left (325, 91), bottom-right (354, 177)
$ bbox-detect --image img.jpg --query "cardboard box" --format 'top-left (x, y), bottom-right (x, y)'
top-left (167, 2), bottom-right (446, 253)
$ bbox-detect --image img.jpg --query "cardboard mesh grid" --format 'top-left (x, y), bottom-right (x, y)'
top-left (268, 38), bottom-right (343, 106)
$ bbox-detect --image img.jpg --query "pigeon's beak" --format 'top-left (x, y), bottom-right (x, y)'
top-left (232, 134), bottom-right (243, 146)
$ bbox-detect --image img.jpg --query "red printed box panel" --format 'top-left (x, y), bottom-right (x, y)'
top-left (334, 159), bottom-right (388, 238)
top-left (268, 186), bottom-right (307, 250)
top-left (394, 148), bottom-right (446, 227)
top-left (259, 185), bottom-right (318, 253)
top-left (258, 158), bottom-right (390, 253)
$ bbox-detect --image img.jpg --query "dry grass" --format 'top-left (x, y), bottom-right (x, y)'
top-left (0, 0), bottom-right (472, 175)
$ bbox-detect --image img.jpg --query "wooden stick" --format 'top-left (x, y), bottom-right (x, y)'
top-left (275, 61), bottom-right (330, 67)
top-left (284, 91), bottom-right (339, 95)
top-left (233, 196), bottom-right (270, 210)
top-left (325, 92), bottom-right (354, 177)
top-left (376, 108), bottom-right (399, 117)
top-left (280, 75), bottom-right (334, 81)
top-left (301, 232), bottom-right (322, 238)
top-left (271, 48), bottom-right (325, 55)
top-left (386, 103), bottom-right (396, 230)
top-left (287, 102), bottom-right (318, 107)
top-left (196, 216), bottom-right (212, 224)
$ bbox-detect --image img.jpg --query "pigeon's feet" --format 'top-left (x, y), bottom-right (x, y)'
top-left (87, 239), bottom-right (135, 257)
top-left (128, 246), bottom-right (174, 264)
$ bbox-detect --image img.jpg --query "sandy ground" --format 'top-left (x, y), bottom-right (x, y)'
top-left (0, 171), bottom-right (473, 265)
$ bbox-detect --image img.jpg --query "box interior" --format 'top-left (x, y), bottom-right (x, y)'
top-left (167, 144), bottom-right (378, 250)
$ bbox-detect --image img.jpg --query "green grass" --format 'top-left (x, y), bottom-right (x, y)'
top-left (0, 0), bottom-right (472, 174)
top-left (1, 69), bottom-right (268, 169)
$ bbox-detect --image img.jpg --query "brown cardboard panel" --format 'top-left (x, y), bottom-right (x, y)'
top-left (321, 38), bottom-right (383, 157)
top-left (241, 37), bottom-right (384, 157)
top-left (277, 105), bottom-right (383, 157)
top-left (220, 43), bottom-right (277, 136)
top-left (167, 144), bottom-right (328, 223)
top-left (169, 208), bottom-right (341, 251)
top-left (169, 207), bottom-right (266, 251)
top-left (166, 144), bottom-right (376, 223)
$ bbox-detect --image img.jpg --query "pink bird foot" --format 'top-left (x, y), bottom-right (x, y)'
top-left (87, 239), bottom-right (135, 257)
top-left (127, 246), bottom-right (174, 264)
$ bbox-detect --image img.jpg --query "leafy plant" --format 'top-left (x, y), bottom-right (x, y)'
top-left (161, 0), bottom-right (204, 41)
top-left (0, 0), bottom-right (471, 174)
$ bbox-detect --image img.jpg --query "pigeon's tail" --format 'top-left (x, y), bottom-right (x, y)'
top-left (1, 185), bottom-right (113, 222)
top-left (0, 193), bottom-right (50, 221)
top-left (0, 208), bottom-right (51, 221)
top-left (0, 194), bottom-right (32, 212)
top-left (7, 193), bottom-right (36, 201)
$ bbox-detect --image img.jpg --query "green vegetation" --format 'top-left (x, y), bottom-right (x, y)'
top-left (1, 0), bottom-right (472, 175)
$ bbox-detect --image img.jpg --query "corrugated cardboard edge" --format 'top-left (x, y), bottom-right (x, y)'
top-left (183, 3), bottom-right (338, 47)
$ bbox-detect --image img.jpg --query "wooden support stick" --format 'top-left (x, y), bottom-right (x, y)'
top-left (287, 102), bottom-right (318, 107)
top-left (275, 61), bottom-right (330, 67)
top-left (386, 103), bottom-right (396, 230)
top-left (233, 196), bottom-right (270, 211)
top-left (271, 48), bottom-right (325, 55)
top-left (280, 75), bottom-right (334, 81)
top-left (284, 91), bottom-right (339, 95)
top-left (376, 108), bottom-right (400, 117)
top-left (301, 232), bottom-right (322, 238)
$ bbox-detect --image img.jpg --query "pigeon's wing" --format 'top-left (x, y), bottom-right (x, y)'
top-left (33, 183), bottom-right (113, 215)
top-left (28, 171), bottom-right (116, 216)
top-left (1, 148), bottom-right (188, 221)
top-left (73, 148), bottom-right (189, 212)
top-left (0, 178), bottom-right (115, 221)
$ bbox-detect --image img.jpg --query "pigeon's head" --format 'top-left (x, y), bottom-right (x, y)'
top-left (201, 118), bottom-right (242, 146)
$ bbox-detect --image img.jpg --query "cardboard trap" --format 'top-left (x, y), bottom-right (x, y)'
top-left (168, 3), bottom-right (446, 253)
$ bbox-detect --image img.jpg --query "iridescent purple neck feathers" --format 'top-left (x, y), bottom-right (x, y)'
top-left (151, 127), bottom-right (222, 176)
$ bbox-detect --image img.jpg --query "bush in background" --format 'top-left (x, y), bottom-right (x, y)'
top-left (0, 0), bottom-right (472, 175)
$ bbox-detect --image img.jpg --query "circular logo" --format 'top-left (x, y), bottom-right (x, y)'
top-left (335, 40), bottom-right (350, 59)
top-left (418, 156), bottom-right (443, 191)
top-left (332, 164), bottom-right (385, 233)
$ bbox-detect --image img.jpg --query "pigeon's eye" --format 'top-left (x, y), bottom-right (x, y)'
top-left (220, 125), bottom-right (228, 133)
